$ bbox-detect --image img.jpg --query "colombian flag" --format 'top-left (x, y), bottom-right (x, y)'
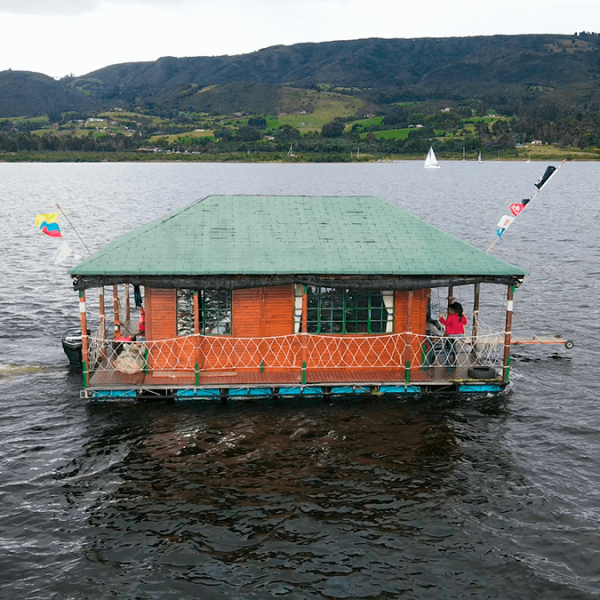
top-left (35, 212), bottom-right (62, 238)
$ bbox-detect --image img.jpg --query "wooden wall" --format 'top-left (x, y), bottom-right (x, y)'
top-left (232, 286), bottom-right (294, 337)
top-left (144, 286), bottom-right (431, 373)
top-left (145, 288), bottom-right (176, 340)
top-left (395, 288), bottom-right (430, 368)
top-left (394, 288), bottom-right (429, 335)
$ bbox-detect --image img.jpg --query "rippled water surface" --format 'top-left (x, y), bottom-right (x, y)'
top-left (1, 162), bottom-right (599, 599)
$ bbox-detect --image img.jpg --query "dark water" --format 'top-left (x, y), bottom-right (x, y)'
top-left (1, 162), bottom-right (599, 599)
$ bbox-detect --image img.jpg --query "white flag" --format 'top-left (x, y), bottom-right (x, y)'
top-left (53, 241), bottom-right (73, 264)
top-left (497, 214), bottom-right (515, 230)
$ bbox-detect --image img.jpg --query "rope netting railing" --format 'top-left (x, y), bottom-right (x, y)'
top-left (88, 324), bottom-right (106, 369)
top-left (87, 330), bottom-right (505, 377)
top-left (411, 331), bottom-right (504, 369)
top-left (304, 334), bottom-right (407, 369)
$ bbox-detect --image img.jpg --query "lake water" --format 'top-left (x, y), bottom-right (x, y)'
top-left (1, 161), bottom-right (599, 599)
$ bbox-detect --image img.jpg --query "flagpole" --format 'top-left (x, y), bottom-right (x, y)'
top-left (56, 203), bottom-right (92, 255)
top-left (486, 159), bottom-right (566, 253)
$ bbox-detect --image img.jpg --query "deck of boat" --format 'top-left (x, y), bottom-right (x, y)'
top-left (86, 363), bottom-right (502, 397)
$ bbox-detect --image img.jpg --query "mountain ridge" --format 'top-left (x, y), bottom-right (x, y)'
top-left (1, 33), bottom-right (599, 118)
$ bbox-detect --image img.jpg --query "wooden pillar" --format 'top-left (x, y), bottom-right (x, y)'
top-left (112, 285), bottom-right (121, 338)
top-left (98, 287), bottom-right (106, 363)
top-left (194, 291), bottom-right (201, 385)
top-left (503, 284), bottom-right (514, 383)
top-left (472, 282), bottom-right (480, 340)
top-left (447, 286), bottom-right (454, 309)
top-left (301, 286), bottom-right (308, 384)
top-left (98, 286), bottom-right (106, 337)
top-left (301, 286), bottom-right (308, 334)
top-left (404, 290), bottom-right (414, 384)
top-left (79, 290), bottom-right (89, 389)
top-left (125, 283), bottom-right (131, 322)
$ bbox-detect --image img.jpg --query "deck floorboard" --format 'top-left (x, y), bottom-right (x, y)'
top-left (88, 365), bottom-right (499, 389)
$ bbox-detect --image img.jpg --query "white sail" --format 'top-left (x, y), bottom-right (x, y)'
top-left (424, 147), bottom-right (440, 169)
top-left (478, 151), bottom-right (484, 163)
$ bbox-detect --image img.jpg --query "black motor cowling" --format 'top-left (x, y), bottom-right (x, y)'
top-left (62, 328), bottom-right (82, 367)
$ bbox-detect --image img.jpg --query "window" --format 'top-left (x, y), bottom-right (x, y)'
top-left (306, 287), bottom-right (393, 334)
top-left (176, 289), bottom-right (232, 336)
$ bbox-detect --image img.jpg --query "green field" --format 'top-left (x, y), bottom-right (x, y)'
top-left (371, 128), bottom-right (412, 140)
top-left (266, 89), bottom-right (367, 133)
top-left (150, 130), bottom-right (215, 143)
top-left (346, 116), bottom-right (384, 129)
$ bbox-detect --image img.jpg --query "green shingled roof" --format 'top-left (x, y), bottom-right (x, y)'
top-left (70, 195), bottom-right (524, 277)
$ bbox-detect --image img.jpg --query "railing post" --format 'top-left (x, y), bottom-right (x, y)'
top-left (79, 290), bottom-right (89, 389)
top-left (404, 290), bottom-right (414, 383)
top-left (503, 284), bottom-right (514, 383)
top-left (125, 283), bottom-right (130, 323)
top-left (98, 286), bottom-right (107, 363)
top-left (472, 282), bottom-right (481, 362)
top-left (112, 284), bottom-right (121, 338)
top-left (472, 283), bottom-right (480, 339)
top-left (301, 286), bottom-right (308, 383)
top-left (194, 291), bottom-right (201, 385)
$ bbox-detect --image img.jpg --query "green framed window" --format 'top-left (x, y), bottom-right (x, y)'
top-left (176, 289), bottom-right (232, 336)
top-left (306, 287), bottom-right (394, 334)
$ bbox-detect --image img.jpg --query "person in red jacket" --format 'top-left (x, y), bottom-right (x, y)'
top-left (439, 302), bottom-right (467, 367)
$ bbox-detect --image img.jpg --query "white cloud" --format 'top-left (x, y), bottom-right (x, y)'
top-left (0, 0), bottom-right (101, 16)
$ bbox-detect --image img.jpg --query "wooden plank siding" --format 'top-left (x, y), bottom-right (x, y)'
top-left (395, 288), bottom-right (430, 369)
top-left (144, 286), bottom-right (430, 377)
top-left (225, 286), bottom-right (295, 371)
top-left (146, 288), bottom-right (175, 373)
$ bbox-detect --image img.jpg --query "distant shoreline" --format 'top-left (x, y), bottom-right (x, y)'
top-left (1, 149), bottom-right (598, 163)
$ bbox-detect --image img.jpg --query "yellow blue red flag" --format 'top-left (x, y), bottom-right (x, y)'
top-left (35, 212), bottom-right (63, 238)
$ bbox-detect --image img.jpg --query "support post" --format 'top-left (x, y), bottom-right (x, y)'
top-left (125, 283), bottom-right (131, 323)
top-left (79, 290), bottom-right (89, 389)
top-left (112, 285), bottom-right (121, 338)
top-left (472, 283), bottom-right (480, 338)
top-left (301, 286), bottom-right (308, 382)
top-left (472, 282), bottom-right (480, 357)
top-left (98, 286), bottom-right (106, 363)
top-left (405, 290), bottom-right (414, 383)
top-left (194, 291), bottom-right (201, 385)
top-left (503, 285), bottom-right (514, 383)
top-left (301, 286), bottom-right (308, 334)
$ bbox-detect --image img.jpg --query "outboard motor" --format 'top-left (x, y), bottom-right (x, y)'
top-left (62, 328), bottom-right (83, 367)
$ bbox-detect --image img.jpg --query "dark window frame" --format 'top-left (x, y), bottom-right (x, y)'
top-left (306, 287), bottom-right (393, 334)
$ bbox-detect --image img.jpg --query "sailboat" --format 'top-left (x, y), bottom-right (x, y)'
top-left (478, 151), bottom-right (484, 164)
top-left (424, 147), bottom-right (441, 169)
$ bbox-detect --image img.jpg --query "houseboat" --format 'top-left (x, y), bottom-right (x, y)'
top-left (69, 195), bottom-right (527, 400)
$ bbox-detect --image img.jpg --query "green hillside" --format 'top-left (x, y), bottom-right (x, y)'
top-left (1, 33), bottom-right (600, 160)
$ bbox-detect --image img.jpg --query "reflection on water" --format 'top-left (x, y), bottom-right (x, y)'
top-left (48, 396), bottom-right (552, 598)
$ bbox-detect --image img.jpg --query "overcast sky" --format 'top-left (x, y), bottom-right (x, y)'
top-left (0, 0), bottom-right (598, 79)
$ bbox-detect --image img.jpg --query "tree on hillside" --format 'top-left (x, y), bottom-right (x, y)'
top-left (235, 125), bottom-right (261, 141)
top-left (274, 125), bottom-right (300, 142)
top-left (248, 117), bottom-right (267, 129)
top-left (321, 118), bottom-right (345, 138)
top-left (383, 106), bottom-right (409, 128)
